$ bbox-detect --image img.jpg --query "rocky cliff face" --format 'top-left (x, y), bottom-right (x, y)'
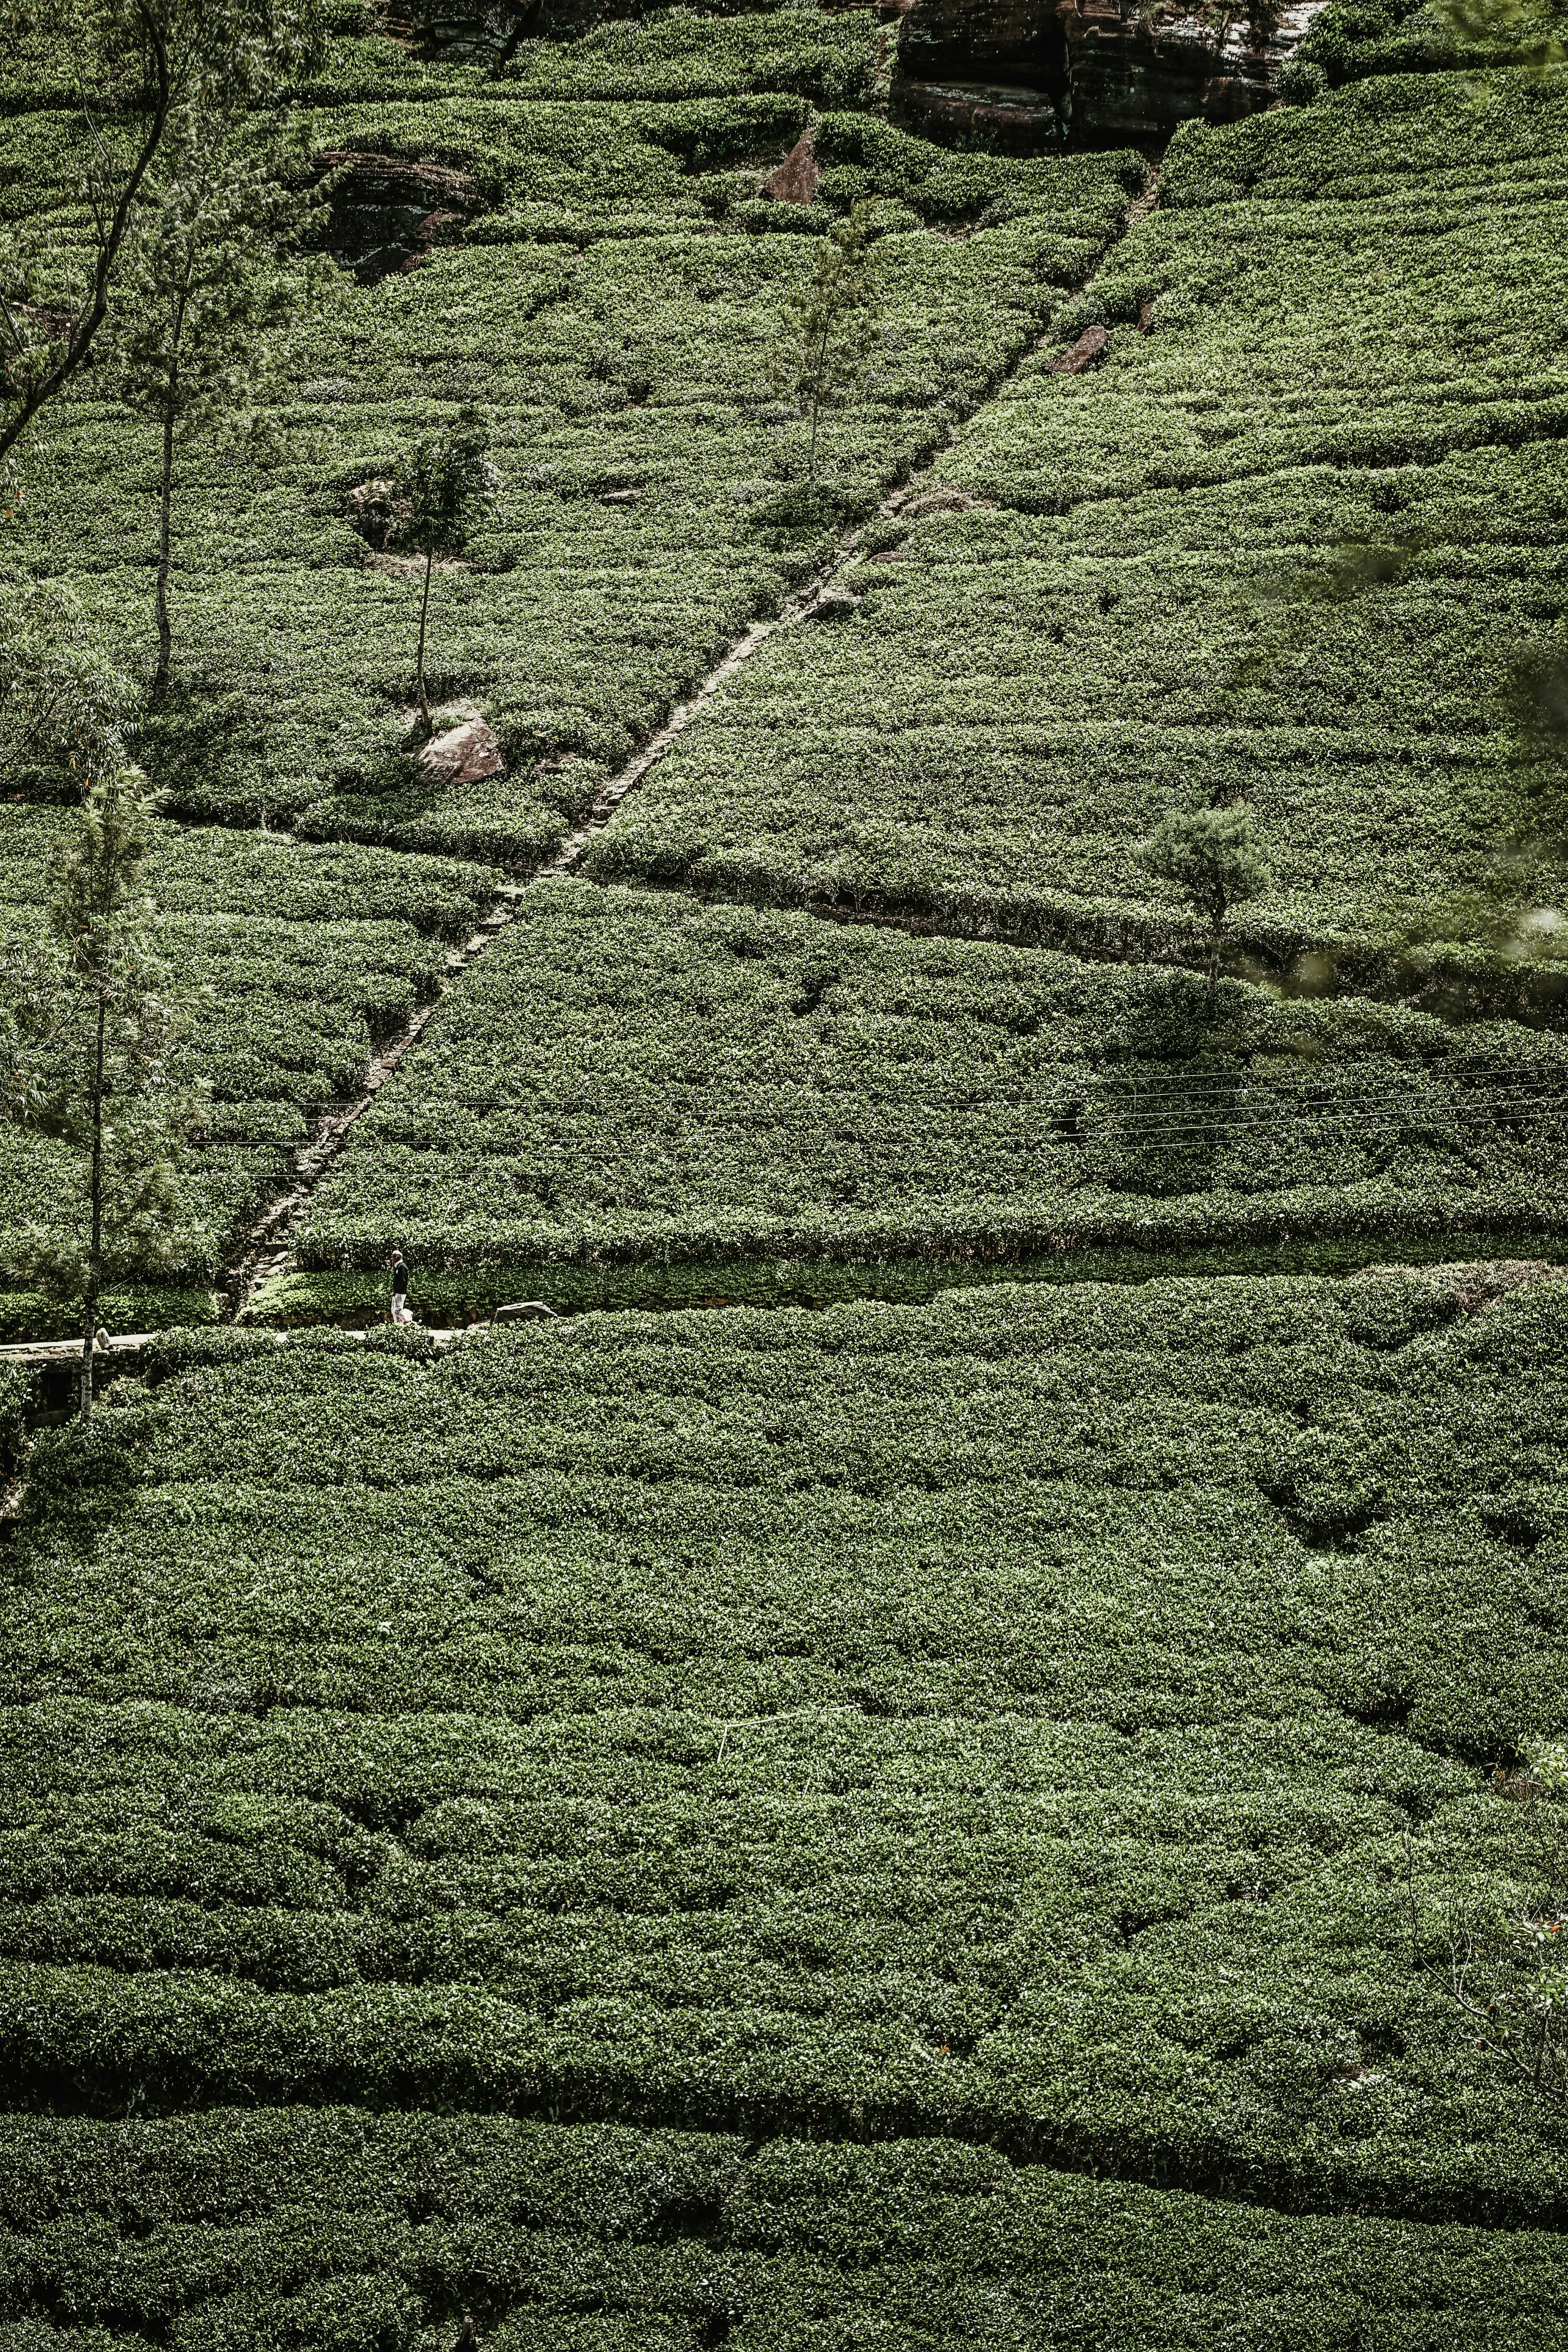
top-left (895, 0), bottom-right (1324, 148)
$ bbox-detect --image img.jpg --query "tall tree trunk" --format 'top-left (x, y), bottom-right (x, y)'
top-left (415, 551), bottom-right (434, 733)
top-left (1209, 920), bottom-right (1221, 1010)
top-left (807, 397), bottom-right (820, 486)
top-left (153, 411), bottom-right (174, 701)
top-left (80, 988), bottom-right (106, 1426)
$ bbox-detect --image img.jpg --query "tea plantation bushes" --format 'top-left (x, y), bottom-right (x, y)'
top-left (0, 813), bottom-right (501, 1320)
top-left (1296, 0), bottom-right (1559, 83)
top-left (3, 1286), bottom-right (1568, 2215)
top-left (1171, 62), bottom-right (1568, 194)
top-left (0, 2112), bottom-right (1564, 2350)
top-left (288, 880), bottom-right (1568, 1279)
top-left (6, 92), bottom-right (1138, 858)
top-left (499, 9), bottom-right (882, 105)
top-left (0, 808), bottom-right (499, 940)
top-left (595, 75), bottom-right (1568, 971)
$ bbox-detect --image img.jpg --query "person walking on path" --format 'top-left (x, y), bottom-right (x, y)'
top-left (452, 2318), bottom-right (480, 2352)
top-left (390, 1250), bottom-right (411, 1325)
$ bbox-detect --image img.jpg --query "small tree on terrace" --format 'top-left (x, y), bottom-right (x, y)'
top-left (0, 769), bottom-right (206, 1422)
top-left (1138, 804), bottom-right (1271, 1006)
top-left (390, 403), bottom-right (501, 737)
top-left (1410, 1736), bottom-right (1568, 2107)
top-left (770, 200), bottom-right (883, 486)
top-left (111, 100), bottom-right (328, 700)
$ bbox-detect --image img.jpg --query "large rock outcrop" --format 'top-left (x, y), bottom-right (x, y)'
top-left (314, 154), bottom-right (480, 285)
top-left (895, 0), bottom-right (1325, 148)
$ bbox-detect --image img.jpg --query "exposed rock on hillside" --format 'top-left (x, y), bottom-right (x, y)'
top-left (314, 152), bottom-right (480, 285)
top-left (895, 0), bottom-right (1326, 146)
top-left (347, 477), bottom-right (407, 550)
top-left (378, 0), bottom-right (539, 63)
top-left (416, 716), bottom-right (505, 790)
top-left (762, 133), bottom-right (820, 203)
top-left (1048, 322), bottom-right (1110, 372)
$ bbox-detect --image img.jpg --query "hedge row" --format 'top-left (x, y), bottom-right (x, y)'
top-left (0, 812), bottom-right (501, 1295)
top-left (4, 1284), bottom-right (1568, 2215)
top-left (245, 1226), bottom-right (1568, 1327)
top-left (0, 2110), bottom-right (1564, 2349)
top-left (281, 880), bottom-right (1568, 1271)
top-left (6, 88), bottom-right (1138, 860)
top-left (593, 73), bottom-right (1568, 978)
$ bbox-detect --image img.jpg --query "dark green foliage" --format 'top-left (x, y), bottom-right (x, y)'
top-left (499, 9), bottom-right (881, 106)
top-left (0, 1364), bottom-right (32, 1478)
top-left (597, 76), bottom-right (1568, 975)
top-left (4, 1282), bottom-right (1568, 2222)
top-left (0, 80), bottom-right (1135, 860)
top-left (287, 881), bottom-right (1568, 1276)
top-left (0, 769), bottom-right (205, 1414)
top-left (1299, 0), bottom-right (1568, 82)
top-left (243, 1228), bottom-right (1568, 1328)
top-left (1138, 805), bottom-right (1271, 998)
top-left (0, 2110), bottom-right (1565, 2346)
top-left (39, 221), bottom-right (1117, 846)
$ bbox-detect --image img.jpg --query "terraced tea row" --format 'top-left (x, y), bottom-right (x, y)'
top-left (593, 73), bottom-right (1568, 993)
top-left (0, 73), bottom-right (1140, 862)
top-left (5, 1283), bottom-right (1567, 2220)
top-left (0, 2110), bottom-right (1563, 2352)
top-left (239, 880), bottom-right (1568, 1319)
top-left (0, 809), bottom-right (500, 1335)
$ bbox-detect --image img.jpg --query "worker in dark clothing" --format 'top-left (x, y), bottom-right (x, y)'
top-left (390, 1251), bottom-right (410, 1324)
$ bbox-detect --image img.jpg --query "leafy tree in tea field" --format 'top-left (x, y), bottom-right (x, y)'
top-left (1138, 805), bottom-right (1270, 1004)
top-left (389, 404), bottom-right (501, 736)
top-left (0, 0), bottom-right (325, 470)
top-left (0, 575), bottom-right (136, 789)
top-left (1434, 0), bottom-right (1564, 67)
top-left (770, 200), bottom-right (883, 486)
top-left (110, 103), bottom-right (328, 699)
top-left (0, 769), bottom-right (206, 1421)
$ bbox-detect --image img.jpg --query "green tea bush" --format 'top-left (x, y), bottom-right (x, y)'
top-left (1299, 0), bottom-right (1568, 85)
top-left (248, 1228), bottom-right (1568, 1326)
top-left (0, 2109), bottom-right (1563, 2347)
top-left (4, 90), bottom-right (1137, 861)
top-left (3, 1282), bottom-right (1568, 2218)
top-left (499, 9), bottom-right (880, 105)
top-left (0, 1367), bottom-right (31, 1479)
top-left (289, 880), bottom-right (1568, 1275)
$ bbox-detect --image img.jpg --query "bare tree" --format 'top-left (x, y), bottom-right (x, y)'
top-left (1437, 1744), bottom-right (1568, 2105)
top-left (388, 405), bottom-right (501, 735)
top-left (770, 201), bottom-right (884, 486)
